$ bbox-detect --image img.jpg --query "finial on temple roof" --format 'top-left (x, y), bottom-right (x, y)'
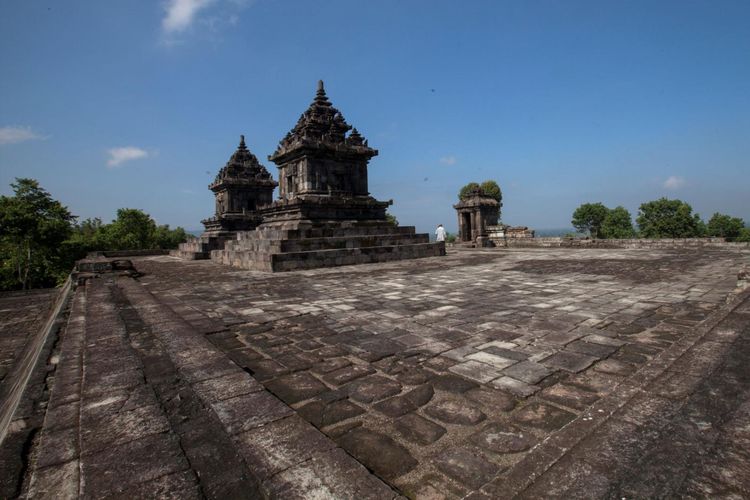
top-left (240, 135), bottom-right (246, 147)
top-left (314, 80), bottom-right (329, 104)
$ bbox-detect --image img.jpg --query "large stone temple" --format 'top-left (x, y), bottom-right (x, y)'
top-left (178, 81), bottom-right (445, 271)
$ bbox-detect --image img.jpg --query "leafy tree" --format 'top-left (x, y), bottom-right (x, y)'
top-left (103, 208), bottom-right (157, 250)
top-left (385, 211), bottom-right (399, 226)
top-left (736, 227), bottom-right (750, 242)
top-left (636, 198), bottom-right (703, 238)
top-left (95, 209), bottom-right (188, 251)
top-left (458, 180), bottom-right (503, 203)
top-left (479, 180), bottom-right (502, 203)
top-left (706, 213), bottom-right (745, 240)
top-left (571, 202), bottom-right (609, 238)
top-left (0, 178), bottom-right (76, 289)
top-left (152, 225), bottom-right (188, 249)
top-left (599, 206), bottom-right (635, 239)
top-left (458, 182), bottom-right (481, 200)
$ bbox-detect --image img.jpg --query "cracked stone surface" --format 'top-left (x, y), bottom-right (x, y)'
top-left (128, 246), bottom-right (748, 495)
top-left (8, 245), bottom-right (750, 498)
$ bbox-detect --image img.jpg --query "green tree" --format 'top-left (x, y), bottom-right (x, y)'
top-left (103, 208), bottom-right (158, 250)
top-left (0, 178), bottom-right (76, 289)
top-left (152, 225), bottom-right (188, 249)
top-left (479, 180), bottom-right (502, 203)
top-left (571, 202), bottom-right (609, 238)
top-left (385, 211), bottom-right (399, 226)
top-left (458, 182), bottom-right (481, 200)
top-left (706, 213), bottom-right (745, 240)
top-left (736, 227), bottom-right (750, 242)
top-left (636, 198), bottom-right (703, 238)
top-left (599, 206), bottom-right (635, 239)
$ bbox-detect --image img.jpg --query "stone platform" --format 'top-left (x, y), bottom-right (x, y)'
top-left (212, 222), bottom-right (444, 272)
top-left (3, 246), bottom-right (750, 498)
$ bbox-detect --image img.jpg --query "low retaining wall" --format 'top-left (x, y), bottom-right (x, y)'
top-left (86, 249), bottom-right (170, 258)
top-left (497, 237), bottom-right (750, 249)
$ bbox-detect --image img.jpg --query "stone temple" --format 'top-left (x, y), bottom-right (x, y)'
top-left (453, 186), bottom-right (501, 247)
top-left (171, 136), bottom-right (277, 260)
top-left (185, 81), bottom-right (445, 271)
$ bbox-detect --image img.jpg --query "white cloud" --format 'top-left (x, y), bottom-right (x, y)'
top-left (439, 156), bottom-right (457, 166)
top-left (162, 0), bottom-right (216, 33)
top-left (663, 175), bottom-right (686, 190)
top-left (0, 126), bottom-right (42, 145)
top-left (107, 147), bottom-right (148, 168)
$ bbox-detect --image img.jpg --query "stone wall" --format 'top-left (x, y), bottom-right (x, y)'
top-left (499, 237), bottom-right (750, 249)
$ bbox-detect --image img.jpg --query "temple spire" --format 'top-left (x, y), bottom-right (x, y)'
top-left (314, 80), bottom-right (330, 106)
top-left (239, 135), bottom-right (247, 150)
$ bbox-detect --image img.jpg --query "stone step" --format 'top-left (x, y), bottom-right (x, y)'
top-left (169, 249), bottom-right (210, 260)
top-left (224, 232), bottom-right (430, 253)
top-left (213, 241), bottom-right (446, 272)
top-left (172, 235), bottom-right (231, 260)
top-left (238, 223), bottom-right (416, 241)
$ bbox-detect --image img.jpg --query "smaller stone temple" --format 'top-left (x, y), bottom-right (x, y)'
top-left (453, 187), bottom-right (501, 247)
top-left (212, 81), bottom-right (444, 271)
top-left (171, 136), bottom-right (277, 259)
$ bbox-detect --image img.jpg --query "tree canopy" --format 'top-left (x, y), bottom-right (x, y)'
top-left (636, 198), bottom-right (704, 238)
top-left (479, 180), bottom-right (502, 203)
top-left (599, 206), bottom-right (635, 239)
top-left (0, 178), bottom-right (75, 289)
top-left (571, 202), bottom-right (609, 238)
top-left (458, 182), bottom-right (481, 200)
top-left (706, 213), bottom-right (745, 240)
top-left (0, 178), bottom-right (189, 291)
top-left (458, 180), bottom-right (502, 203)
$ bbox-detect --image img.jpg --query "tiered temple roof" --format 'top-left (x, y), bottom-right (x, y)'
top-left (270, 81), bottom-right (377, 161)
top-left (211, 135), bottom-right (275, 190)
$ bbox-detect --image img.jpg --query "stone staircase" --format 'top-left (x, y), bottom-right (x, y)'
top-left (211, 222), bottom-right (445, 272)
top-left (170, 235), bottom-right (228, 260)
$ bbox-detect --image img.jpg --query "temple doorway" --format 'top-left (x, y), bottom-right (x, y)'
top-left (461, 212), bottom-right (472, 241)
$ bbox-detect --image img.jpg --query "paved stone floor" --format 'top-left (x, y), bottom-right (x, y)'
top-left (8, 246), bottom-right (750, 498)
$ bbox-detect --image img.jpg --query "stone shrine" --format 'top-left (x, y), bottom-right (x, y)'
top-left (212, 81), bottom-right (444, 271)
top-left (453, 187), bottom-right (500, 247)
top-left (171, 136), bottom-right (277, 259)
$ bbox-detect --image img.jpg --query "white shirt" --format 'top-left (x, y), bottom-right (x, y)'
top-left (435, 226), bottom-right (446, 242)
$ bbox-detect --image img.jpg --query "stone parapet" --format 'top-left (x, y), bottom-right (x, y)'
top-left (501, 237), bottom-right (750, 249)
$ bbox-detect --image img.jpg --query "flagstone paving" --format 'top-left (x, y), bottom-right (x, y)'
top-left (9, 246), bottom-right (750, 498)
top-left (129, 246), bottom-right (747, 497)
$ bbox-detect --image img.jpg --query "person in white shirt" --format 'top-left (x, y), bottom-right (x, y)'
top-left (435, 224), bottom-right (446, 242)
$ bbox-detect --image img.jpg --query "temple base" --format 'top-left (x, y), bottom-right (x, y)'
top-left (211, 220), bottom-right (445, 272)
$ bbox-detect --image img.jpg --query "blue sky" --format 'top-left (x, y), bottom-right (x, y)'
top-left (1, 0), bottom-right (748, 234)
